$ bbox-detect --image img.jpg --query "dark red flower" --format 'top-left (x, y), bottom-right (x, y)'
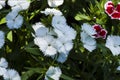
top-left (105, 1), bottom-right (114, 15)
top-left (105, 1), bottom-right (120, 20)
top-left (93, 24), bottom-right (107, 39)
top-left (106, 5), bottom-right (114, 15)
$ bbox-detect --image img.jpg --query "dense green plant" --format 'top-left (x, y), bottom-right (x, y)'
top-left (0, 0), bottom-right (120, 80)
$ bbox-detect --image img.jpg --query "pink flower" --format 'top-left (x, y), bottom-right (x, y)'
top-left (105, 1), bottom-right (114, 16)
top-left (105, 1), bottom-right (120, 20)
top-left (93, 24), bottom-right (107, 39)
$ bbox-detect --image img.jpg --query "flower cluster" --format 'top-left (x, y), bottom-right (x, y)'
top-left (1, 0), bottom-right (120, 79)
top-left (6, 0), bottom-right (30, 29)
top-left (0, 0), bottom-right (30, 80)
top-left (93, 24), bottom-right (107, 39)
top-left (80, 1), bottom-right (120, 57)
top-left (33, 1), bottom-right (65, 79)
top-left (81, 23), bottom-right (107, 52)
top-left (0, 57), bottom-right (21, 80)
top-left (105, 1), bottom-right (120, 19)
top-left (33, 11), bottom-right (76, 63)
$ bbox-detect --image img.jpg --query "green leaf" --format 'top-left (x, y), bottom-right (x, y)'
top-left (7, 31), bottom-right (13, 42)
top-left (75, 14), bottom-right (91, 21)
top-left (25, 47), bottom-right (41, 55)
top-left (22, 68), bottom-right (44, 80)
top-left (0, 17), bottom-right (6, 25)
top-left (61, 74), bottom-right (74, 80)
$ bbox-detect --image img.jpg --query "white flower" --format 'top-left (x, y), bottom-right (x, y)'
top-left (0, 0), bottom-right (5, 10)
top-left (81, 23), bottom-right (97, 38)
top-left (0, 67), bottom-right (7, 76)
top-left (0, 57), bottom-right (8, 68)
top-left (3, 69), bottom-right (21, 80)
top-left (81, 31), bottom-right (96, 52)
top-left (48, 0), bottom-right (64, 7)
top-left (33, 22), bottom-right (57, 56)
top-left (41, 8), bottom-right (62, 16)
top-left (105, 35), bottom-right (120, 55)
top-left (45, 66), bottom-right (62, 80)
top-left (80, 23), bottom-right (97, 52)
top-left (34, 35), bottom-right (57, 56)
top-left (8, 0), bottom-right (30, 12)
top-left (6, 10), bottom-right (23, 29)
top-left (0, 31), bottom-right (5, 48)
top-left (33, 15), bottom-right (76, 63)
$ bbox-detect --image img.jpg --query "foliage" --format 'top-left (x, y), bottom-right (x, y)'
top-left (1, 0), bottom-right (120, 80)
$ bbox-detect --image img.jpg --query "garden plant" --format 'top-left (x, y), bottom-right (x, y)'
top-left (0, 0), bottom-right (120, 80)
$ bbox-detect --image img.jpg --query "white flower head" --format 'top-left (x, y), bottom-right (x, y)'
top-left (6, 10), bottom-right (23, 29)
top-left (34, 35), bottom-right (57, 56)
top-left (8, 0), bottom-right (30, 12)
top-left (3, 69), bottom-right (21, 80)
top-left (81, 23), bottom-right (97, 38)
top-left (0, 0), bottom-right (6, 10)
top-left (41, 8), bottom-right (62, 16)
top-left (0, 31), bottom-right (5, 48)
top-left (81, 31), bottom-right (96, 52)
top-left (48, 0), bottom-right (64, 7)
top-left (45, 66), bottom-right (62, 80)
top-left (0, 57), bottom-right (8, 68)
top-left (33, 14), bottom-right (76, 63)
top-left (105, 35), bottom-right (120, 55)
